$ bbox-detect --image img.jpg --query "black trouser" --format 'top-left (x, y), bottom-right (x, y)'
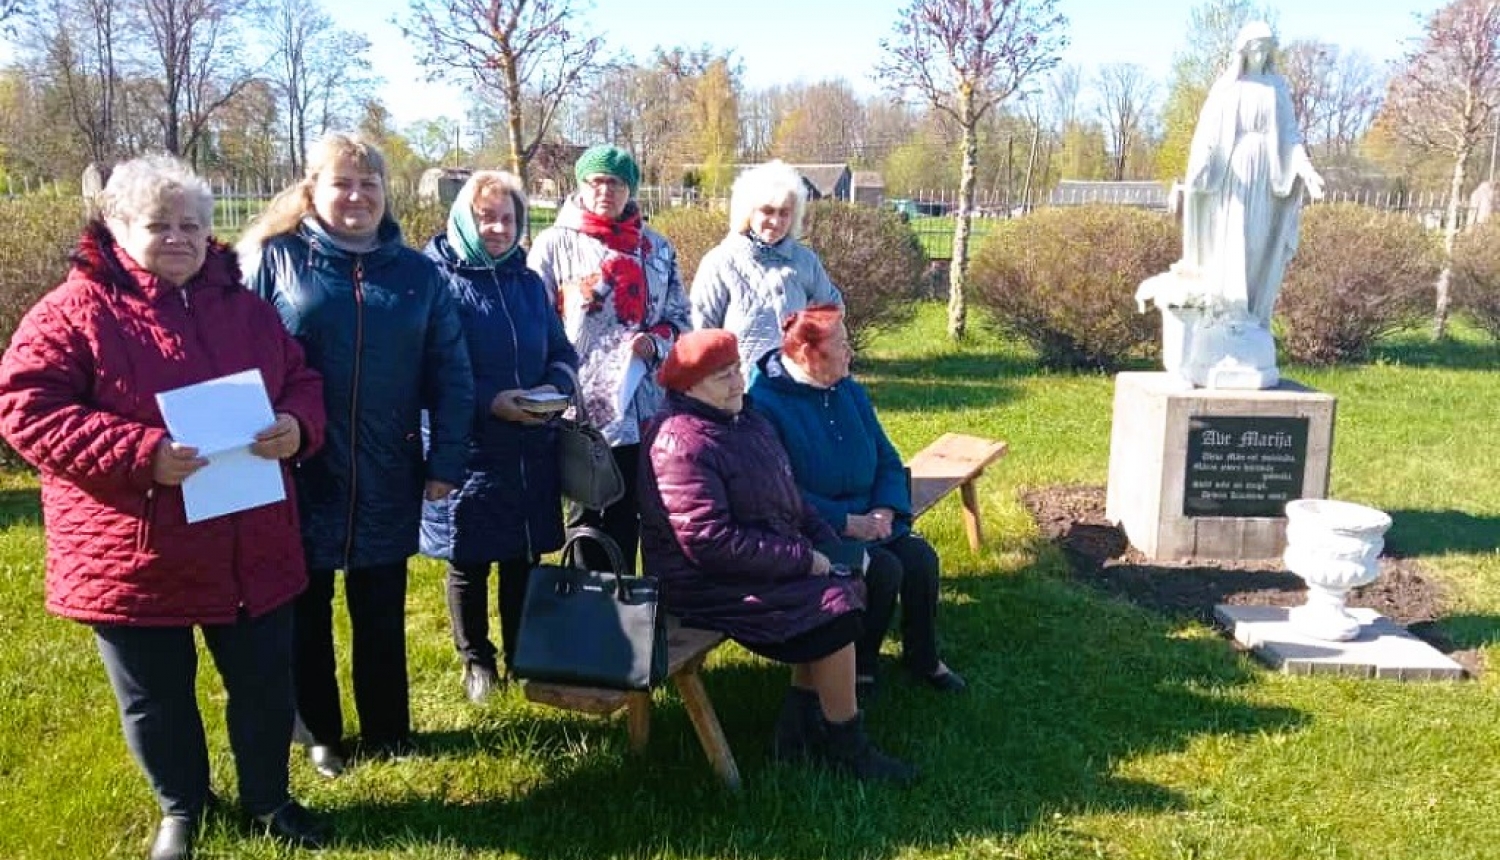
top-left (446, 556), bottom-right (535, 672)
top-left (567, 443), bottom-right (641, 575)
top-left (293, 562), bottom-right (409, 749)
top-left (94, 603), bottom-right (295, 820)
top-left (856, 532), bottom-right (943, 677)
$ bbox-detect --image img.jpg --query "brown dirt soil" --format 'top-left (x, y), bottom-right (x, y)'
top-left (1020, 484), bottom-right (1481, 677)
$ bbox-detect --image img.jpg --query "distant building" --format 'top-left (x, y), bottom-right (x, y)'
top-left (851, 171), bottom-right (885, 206)
top-left (1047, 179), bottom-right (1171, 211)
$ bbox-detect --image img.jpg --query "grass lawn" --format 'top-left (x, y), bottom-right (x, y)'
top-left (2, 302), bottom-right (1499, 859)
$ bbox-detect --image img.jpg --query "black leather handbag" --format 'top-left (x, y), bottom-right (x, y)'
top-left (512, 527), bottom-right (668, 691)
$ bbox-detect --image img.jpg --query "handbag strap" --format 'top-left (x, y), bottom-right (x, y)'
top-left (562, 526), bottom-right (628, 576)
top-left (551, 361), bottom-right (591, 425)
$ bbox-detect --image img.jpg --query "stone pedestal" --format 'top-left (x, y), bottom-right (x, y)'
top-left (1105, 372), bottom-right (1336, 560)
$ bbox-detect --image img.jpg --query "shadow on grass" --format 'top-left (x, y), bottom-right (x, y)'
top-left (327, 570), bottom-right (1306, 859)
top-left (1385, 509), bottom-right (1500, 557)
top-left (1424, 613), bottom-right (1500, 653)
top-left (1363, 328), bottom-right (1500, 371)
top-left (0, 486), bottom-right (39, 528)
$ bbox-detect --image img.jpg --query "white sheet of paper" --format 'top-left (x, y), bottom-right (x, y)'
top-left (616, 356), bottom-right (649, 418)
top-left (155, 369), bottom-right (286, 523)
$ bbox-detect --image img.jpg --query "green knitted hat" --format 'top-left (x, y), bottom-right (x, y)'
top-left (574, 145), bottom-right (640, 194)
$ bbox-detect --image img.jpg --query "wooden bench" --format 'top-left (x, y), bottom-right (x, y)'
top-left (522, 618), bottom-right (741, 790)
top-left (521, 432), bottom-right (1004, 791)
top-left (906, 432), bottom-right (1009, 551)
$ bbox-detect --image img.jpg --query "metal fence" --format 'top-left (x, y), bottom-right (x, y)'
top-left (3, 172), bottom-right (1474, 251)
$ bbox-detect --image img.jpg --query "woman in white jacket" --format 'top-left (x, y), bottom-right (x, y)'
top-left (528, 145), bottom-right (690, 573)
top-left (691, 160), bottom-right (843, 373)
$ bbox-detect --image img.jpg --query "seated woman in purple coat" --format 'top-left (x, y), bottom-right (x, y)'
top-left (638, 329), bottom-right (915, 783)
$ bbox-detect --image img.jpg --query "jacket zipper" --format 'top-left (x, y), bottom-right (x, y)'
top-left (136, 487), bottom-right (157, 552)
top-left (178, 283), bottom-right (247, 609)
top-left (344, 256), bottom-right (365, 568)
top-left (493, 269), bottom-right (534, 557)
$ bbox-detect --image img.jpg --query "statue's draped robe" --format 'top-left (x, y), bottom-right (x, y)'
top-left (1182, 70), bottom-right (1305, 327)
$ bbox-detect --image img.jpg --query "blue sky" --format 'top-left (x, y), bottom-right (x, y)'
top-left (0, 0), bottom-right (1440, 128)
top-left (344, 0), bottom-right (1437, 128)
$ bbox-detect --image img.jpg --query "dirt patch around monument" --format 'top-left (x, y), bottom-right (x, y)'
top-left (1020, 484), bottom-right (1481, 677)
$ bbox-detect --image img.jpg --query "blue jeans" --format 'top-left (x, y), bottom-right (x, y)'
top-left (94, 603), bottom-right (295, 819)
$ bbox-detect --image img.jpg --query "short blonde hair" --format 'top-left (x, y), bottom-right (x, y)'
top-left (239, 132), bottom-right (390, 253)
top-left (98, 154), bottom-right (214, 226)
top-left (728, 160), bottom-right (808, 239)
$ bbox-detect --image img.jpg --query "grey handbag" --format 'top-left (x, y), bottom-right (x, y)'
top-left (554, 363), bottom-right (625, 511)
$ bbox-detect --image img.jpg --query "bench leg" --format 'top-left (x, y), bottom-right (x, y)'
top-left (674, 669), bottom-right (742, 791)
top-left (960, 477), bottom-right (984, 552)
top-left (625, 691), bottom-right (651, 752)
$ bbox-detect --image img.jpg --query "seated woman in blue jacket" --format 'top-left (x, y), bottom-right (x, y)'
top-left (419, 170), bottom-right (579, 704)
top-left (749, 305), bottom-right (964, 695)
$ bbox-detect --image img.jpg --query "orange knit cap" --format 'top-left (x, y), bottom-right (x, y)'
top-left (658, 329), bottom-right (740, 393)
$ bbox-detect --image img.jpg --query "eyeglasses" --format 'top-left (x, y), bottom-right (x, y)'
top-left (583, 175), bottom-right (627, 192)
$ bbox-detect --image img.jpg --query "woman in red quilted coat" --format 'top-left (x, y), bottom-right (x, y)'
top-left (0, 155), bottom-right (329, 860)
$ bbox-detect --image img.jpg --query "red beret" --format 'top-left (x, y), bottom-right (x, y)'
top-left (658, 329), bottom-right (740, 393)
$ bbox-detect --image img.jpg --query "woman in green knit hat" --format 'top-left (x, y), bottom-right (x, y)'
top-left (528, 145), bottom-right (690, 573)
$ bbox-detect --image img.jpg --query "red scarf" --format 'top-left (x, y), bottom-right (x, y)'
top-left (576, 203), bottom-right (652, 327)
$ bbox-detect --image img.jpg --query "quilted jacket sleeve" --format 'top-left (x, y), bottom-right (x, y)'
top-left (650, 430), bottom-right (816, 582)
top-left (421, 270), bottom-right (475, 486)
top-left (259, 300), bottom-right (326, 461)
top-left (689, 244), bottom-right (731, 330)
top-left (0, 295), bottom-right (164, 492)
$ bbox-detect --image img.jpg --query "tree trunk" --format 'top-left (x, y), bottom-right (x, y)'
top-left (947, 90), bottom-right (978, 341)
top-left (1436, 149), bottom-right (1469, 340)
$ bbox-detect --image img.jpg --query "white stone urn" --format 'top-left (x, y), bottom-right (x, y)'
top-left (1282, 499), bottom-right (1393, 641)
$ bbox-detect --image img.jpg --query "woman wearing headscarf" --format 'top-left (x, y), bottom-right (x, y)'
top-left (239, 132), bottom-right (473, 777)
top-left (528, 145), bottom-right (690, 573)
top-left (691, 159), bottom-right (843, 372)
top-left (750, 305), bottom-right (964, 697)
top-left (420, 170), bottom-right (579, 703)
top-left (0, 154), bottom-right (329, 858)
top-left (638, 329), bottom-right (916, 783)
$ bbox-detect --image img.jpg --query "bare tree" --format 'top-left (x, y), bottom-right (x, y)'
top-left (401, 0), bottom-right (604, 186)
top-left (876, 0), bottom-right (1068, 339)
top-left (1386, 0), bottom-right (1500, 337)
top-left (21, 0), bottom-right (124, 167)
top-left (0, 0), bottom-right (26, 34)
top-left (1280, 41), bottom-right (1386, 156)
top-left (265, 0), bottom-right (375, 175)
top-left (130, 0), bottom-right (261, 159)
top-left (771, 80), bottom-right (866, 163)
top-left (1095, 63), bottom-right (1155, 180)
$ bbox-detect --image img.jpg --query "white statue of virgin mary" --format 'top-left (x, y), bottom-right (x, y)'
top-left (1137, 22), bottom-right (1325, 389)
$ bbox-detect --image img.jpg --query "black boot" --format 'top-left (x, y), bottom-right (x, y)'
top-left (770, 687), bottom-right (824, 762)
top-left (819, 711), bottom-right (919, 784)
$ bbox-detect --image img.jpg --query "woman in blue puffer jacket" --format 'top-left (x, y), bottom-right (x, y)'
top-left (420, 170), bottom-right (579, 704)
top-left (240, 132), bottom-right (473, 778)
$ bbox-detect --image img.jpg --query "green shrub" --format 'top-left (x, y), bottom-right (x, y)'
top-left (1451, 217), bottom-right (1500, 340)
top-left (391, 194), bottom-right (446, 251)
top-left (0, 194), bottom-right (88, 468)
top-left (649, 205), bottom-right (726, 291)
top-left (1277, 203), bottom-right (1439, 364)
top-left (801, 200), bottom-right (927, 349)
top-left (970, 205), bottom-right (1175, 370)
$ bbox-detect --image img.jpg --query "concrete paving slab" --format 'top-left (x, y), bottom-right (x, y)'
top-left (1214, 604), bottom-right (1466, 681)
